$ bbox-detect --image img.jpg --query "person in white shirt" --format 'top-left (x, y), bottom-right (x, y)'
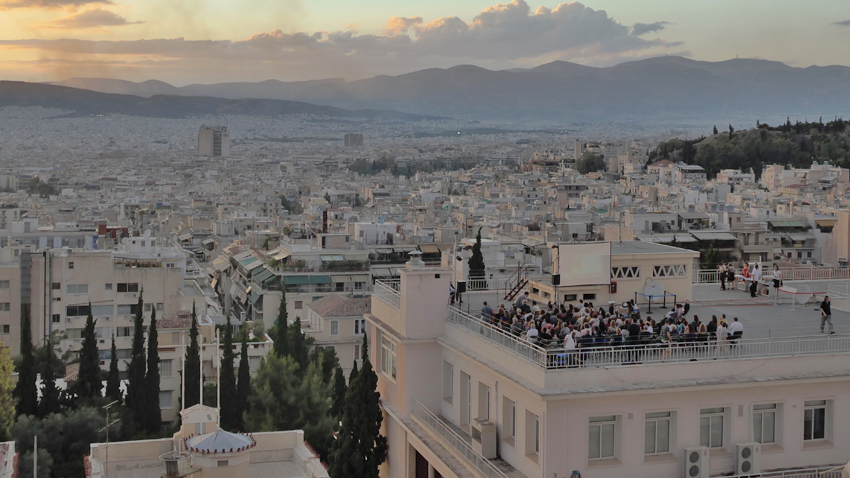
top-left (715, 320), bottom-right (729, 358)
top-left (728, 317), bottom-right (744, 335)
top-left (524, 323), bottom-right (539, 342)
top-left (750, 264), bottom-right (761, 298)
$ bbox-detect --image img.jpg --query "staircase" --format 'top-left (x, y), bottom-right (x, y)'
top-left (503, 265), bottom-right (529, 301)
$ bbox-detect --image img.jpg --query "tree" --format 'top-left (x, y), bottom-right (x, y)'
top-left (468, 227), bottom-right (486, 279)
top-left (13, 407), bottom-right (106, 478)
top-left (184, 302), bottom-right (201, 409)
top-left (220, 317), bottom-right (237, 430)
top-left (0, 344), bottom-right (15, 441)
top-left (144, 307), bottom-right (161, 434)
top-left (289, 317), bottom-right (309, 375)
top-left (575, 152), bottom-right (606, 174)
top-left (713, 125), bottom-right (719, 135)
top-left (235, 334), bottom-right (251, 431)
top-left (105, 335), bottom-right (121, 402)
top-left (274, 291), bottom-right (289, 358)
top-left (328, 335), bottom-right (387, 477)
top-left (125, 293), bottom-right (146, 431)
top-left (311, 346), bottom-right (338, 384)
top-left (38, 339), bottom-right (61, 417)
top-left (328, 365), bottom-right (347, 425)
top-left (14, 304), bottom-right (37, 417)
top-left (729, 124), bottom-right (735, 140)
top-left (76, 305), bottom-right (102, 400)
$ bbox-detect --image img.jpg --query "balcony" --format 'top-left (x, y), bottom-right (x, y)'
top-left (374, 279), bottom-right (400, 309)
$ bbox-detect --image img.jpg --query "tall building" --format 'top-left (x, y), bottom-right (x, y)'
top-left (345, 133), bottom-right (364, 147)
top-left (198, 125), bottom-right (231, 157)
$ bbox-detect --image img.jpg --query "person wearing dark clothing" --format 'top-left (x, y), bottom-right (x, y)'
top-left (820, 296), bottom-right (834, 334)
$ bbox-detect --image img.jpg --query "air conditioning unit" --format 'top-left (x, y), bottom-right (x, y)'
top-left (736, 442), bottom-right (761, 475)
top-left (471, 418), bottom-right (497, 459)
top-left (683, 446), bottom-right (709, 478)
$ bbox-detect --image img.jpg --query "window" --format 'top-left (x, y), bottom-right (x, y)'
top-left (66, 305), bottom-right (91, 316)
top-left (502, 397), bottom-right (516, 442)
top-left (52, 314), bottom-right (60, 323)
top-left (91, 305), bottom-right (112, 316)
top-left (156, 303), bottom-right (163, 311)
top-left (330, 320), bottom-right (339, 336)
top-left (804, 400), bottom-right (827, 441)
top-left (645, 412), bottom-right (671, 455)
top-left (144, 303), bottom-right (152, 312)
top-left (753, 404), bottom-right (777, 444)
top-left (117, 304), bottom-right (141, 315)
top-left (653, 265), bottom-right (687, 278)
top-left (217, 461), bottom-right (228, 467)
top-left (159, 359), bottom-right (172, 377)
top-left (0, 280), bottom-right (9, 289)
top-left (1, 325), bottom-right (8, 334)
top-left (478, 382), bottom-right (490, 420)
top-left (117, 327), bottom-right (132, 337)
top-left (159, 390), bottom-right (173, 409)
top-left (583, 293), bottom-right (596, 300)
top-left (589, 415), bottom-right (616, 460)
top-left (354, 318), bottom-right (366, 335)
top-left (66, 284), bottom-right (88, 294)
top-left (354, 281), bottom-right (365, 291)
top-left (294, 301), bottom-right (303, 310)
top-left (105, 283), bottom-right (112, 291)
top-left (611, 266), bottom-right (640, 279)
top-left (52, 282), bottom-right (61, 290)
top-left (0, 303), bottom-right (9, 312)
top-left (68, 261), bottom-right (74, 269)
top-left (564, 294), bottom-right (577, 301)
top-left (526, 410), bottom-right (541, 457)
top-left (380, 332), bottom-right (397, 380)
top-left (442, 360), bottom-right (453, 403)
top-left (700, 408), bottom-right (725, 448)
top-left (353, 343), bottom-right (363, 362)
top-left (117, 283), bottom-right (139, 293)
top-left (335, 282), bottom-right (345, 292)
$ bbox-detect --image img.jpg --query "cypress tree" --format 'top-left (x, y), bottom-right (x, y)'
top-left (125, 293), bottom-right (146, 430)
top-left (145, 307), bottom-right (161, 434)
top-left (468, 227), bottom-right (486, 279)
top-left (328, 365), bottom-right (346, 424)
top-left (235, 333), bottom-right (251, 431)
top-left (76, 304), bottom-right (101, 400)
top-left (219, 317), bottom-right (237, 430)
top-left (105, 335), bottom-right (121, 401)
top-left (14, 304), bottom-right (38, 417)
top-left (38, 340), bottom-right (60, 417)
top-left (184, 302), bottom-right (201, 408)
top-left (329, 334), bottom-right (386, 478)
top-left (274, 290), bottom-right (288, 358)
top-left (289, 317), bottom-right (309, 375)
top-left (0, 344), bottom-right (15, 441)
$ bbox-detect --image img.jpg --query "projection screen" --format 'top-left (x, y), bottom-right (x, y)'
top-left (554, 242), bottom-right (612, 287)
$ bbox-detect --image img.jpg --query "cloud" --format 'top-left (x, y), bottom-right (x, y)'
top-left (834, 19), bottom-right (850, 26)
top-left (0, 0), bottom-right (110, 9)
top-left (632, 21), bottom-right (669, 36)
top-left (41, 7), bottom-right (143, 29)
top-left (0, 0), bottom-right (677, 82)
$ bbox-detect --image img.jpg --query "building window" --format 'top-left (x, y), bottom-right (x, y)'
top-left (144, 303), bottom-right (152, 312)
top-left (91, 305), bottom-right (112, 316)
top-left (117, 327), bottom-right (132, 337)
top-left (526, 410), bottom-right (540, 457)
top-left (159, 390), bottom-right (173, 409)
top-left (564, 294), bottom-right (577, 301)
top-left (0, 303), bottom-right (9, 312)
top-left (52, 314), bottom-right (60, 323)
top-left (105, 283), bottom-right (112, 291)
top-left (354, 281), bottom-right (365, 291)
top-left (700, 408), bottom-right (725, 448)
top-left (294, 301), bottom-right (303, 310)
top-left (380, 332), bottom-right (397, 380)
top-left (217, 461), bottom-right (228, 467)
top-left (645, 412), bottom-right (671, 455)
top-left (354, 318), bottom-right (366, 335)
top-left (116, 283), bottom-right (139, 293)
top-left (52, 282), bottom-right (61, 290)
top-left (583, 293), bottom-right (596, 301)
top-left (330, 320), bottom-right (339, 336)
top-left (589, 415), bottom-right (616, 460)
top-left (804, 400), bottom-right (827, 441)
top-left (1, 325), bottom-right (8, 334)
top-left (502, 398), bottom-right (516, 443)
top-left (353, 343), bottom-right (363, 362)
top-left (335, 282), bottom-right (345, 292)
top-left (611, 266), bottom-right (640, 279)
top-left (68, 262), bottom-right (74, 269)
top-left (156, 303), bottom-right (163, 311)
top-left (0, 280), bottom-right (9, 289)
top-left (159, 359), bottom-right (172, 377)
top-left (653, 265), bottom-right (686, 278)
top-left (442, 360), bottom-right (453, 403)
top-left (65, 305), bottom-right (91, 316)
top-left (753, 404), bottom-right (777, 444)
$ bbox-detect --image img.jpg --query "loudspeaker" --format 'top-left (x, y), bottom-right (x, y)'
top-left (552, 274), bottom-right (561, 286)
top-left (456, 281), bottom-right (467, 293)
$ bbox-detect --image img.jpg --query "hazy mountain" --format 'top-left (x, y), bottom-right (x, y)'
top-left (51, 57), bottom-right (850, 122)
top-left (0, 81), bottom-right (440, 120)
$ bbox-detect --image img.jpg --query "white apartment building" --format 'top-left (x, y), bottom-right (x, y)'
top-left (366, 258), bottom-right (850, 478)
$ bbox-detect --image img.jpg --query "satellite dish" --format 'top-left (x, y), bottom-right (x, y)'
top-left (795, 284), bottom-right (813, 305)
top-left (644, 281), bottom-right (664, 302)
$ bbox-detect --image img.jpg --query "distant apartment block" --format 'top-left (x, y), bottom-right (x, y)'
top-left (198, 125), bottom-right (231, 157)
top-left (344, 133), bottom-right (364, 147)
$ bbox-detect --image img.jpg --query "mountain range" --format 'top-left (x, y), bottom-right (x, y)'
top-left (50, 57), bottom-right (850, 123)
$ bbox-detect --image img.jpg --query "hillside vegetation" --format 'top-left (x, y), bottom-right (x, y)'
top-left (650, 118), bottom-right (850, 179)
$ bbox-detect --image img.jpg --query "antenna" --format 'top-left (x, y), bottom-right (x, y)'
top-left (100, 400), bottom-right (121, 478)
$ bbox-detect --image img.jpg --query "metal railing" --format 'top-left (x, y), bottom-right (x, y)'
top-left (727, 467), bottom-right (844, 478)
top-left (411, 400), bottom-right (509, 478)
top-left (448, 307), bottom-right (547, 366)
top-left (827, 281), bottom-right (850, 298)
top-left (694, 267), bottom-right (850, 284)
top-left (374, 279), bottom-right (401, 308)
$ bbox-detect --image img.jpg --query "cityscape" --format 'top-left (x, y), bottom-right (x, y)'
top-left (0, 1), bottom-right (849, 478)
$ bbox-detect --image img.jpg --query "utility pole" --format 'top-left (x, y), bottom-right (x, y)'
top-left (100, 400), bottom-right (120, 478)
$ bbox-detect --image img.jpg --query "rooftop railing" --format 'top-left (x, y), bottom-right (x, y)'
top-left (694, 267), bottom-right (850, 284)
top-left (411, 400), bottom-right (509, 478)
top-left (374, 279), bottom-right (401, 309)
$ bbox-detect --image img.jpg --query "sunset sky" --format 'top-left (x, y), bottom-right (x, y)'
top-left (0, 0), bottom-right (848, 84)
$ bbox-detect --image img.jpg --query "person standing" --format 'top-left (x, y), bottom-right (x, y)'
top-left (750, 264), bottom-right (761, 298)
top-left (772, 264), bottom-right (781, 288)
top-left (727, 263), bottom-right (737, 290)
top-left (481, 302), bottom-right (493, 321)
top-left (820, 296), bottom-right (834, 334)
top-left (718, 263), bottom-right (727, 291)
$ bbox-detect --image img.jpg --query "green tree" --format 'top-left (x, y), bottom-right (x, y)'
top-left (468, 227), bottom-right (486, 279)
top-left (76, 305), bottom-right (102, 400)
top-left (274, 291), bottom-right (289, 358)
top-left (105, 335), bottom-right (121, 402)
top-left (310, 345), bottom-right (338, 384)
top-left (0, 344), bottom-right (15, 441)
top-left (125, 293), bottom-right (146, 431)
top-left (38, 339), bottom-right (61, 417)
top-left (289, 317), bottom-right (309, 375)
top-left (328, 365), bottom-right (347, 426)
top-left (235, 333), bottom-right (251, 431)
top-left (713, 125), bottom-right (719, 135)
top-left (220, 317), bottom-right (237, 430)
top-left (575, 152), bottom-right (606, 174)
top-left (14, 304), bottom-right (38, 417)
top-left (184, 302), bottom-right (201, 409)
top-left (13, 407), bottom-right (106, 478)
top-left (328, 335), bottom-right (387, 477)
top-left (144, 307), bottom-right (161, 434)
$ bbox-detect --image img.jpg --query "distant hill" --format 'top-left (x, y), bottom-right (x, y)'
top-left (51, 57), bottom-right (850, 122)
top-left (0, 81), bottom-right (442, 120)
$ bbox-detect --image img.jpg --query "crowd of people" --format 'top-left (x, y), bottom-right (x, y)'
top-left (717, 261), bottom-right (783, 298)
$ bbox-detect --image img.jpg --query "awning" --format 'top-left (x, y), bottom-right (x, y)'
top-left (789, 234), bottom-right (814, 241)
top-left (249, 291), bottom-right (261, 304)
top-left (239, 256), bottom-right (258, 267)
top-left (252, 268), bottom-right (275, 283)
top-left (350, 274), bottom-right (369, 282)
top-left (321, 254), bottom-right (345, 262)
top-left (331, 275), bottom-right (351, 283)
top-left (283, 276), bottom-right (309, 285)
top-left (211, 257), bottom-right (230, 272)
top-left (418, 244), bottom-right (441, 254)
top-left (310, 275), bottom-right (332, 284)
top-left (229, 284), bottom-right (238, 298)
top-left (202, 238), bottom-right (215, 246)
top-left (178, 233), bottom-right (192, 241)
top-left (816, 219), bottom-right (837, 227)
top-left (271, 251), bottom-right (290, 261)
top-left (690, 231), bottom-right (738, 241)
top-left (639, 234), bottom-right (697, 244)
top-left (210, 278), bottom-right (218, 289)
top-left (769, 220), bottom-right (809, 228)
top-left (245, 286), bottom-right (252, 294)
top-left (243, 260), bottom-right (263, 271)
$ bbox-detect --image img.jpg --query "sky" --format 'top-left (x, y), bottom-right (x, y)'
top-left (0, 0), bottom-right (848, 84)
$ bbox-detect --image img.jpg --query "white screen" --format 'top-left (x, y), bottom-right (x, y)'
top-left (555, 242), bottom-right (611, 287)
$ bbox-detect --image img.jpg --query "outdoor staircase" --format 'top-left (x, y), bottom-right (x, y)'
top-left (503, 265), bottom-right (529, 301)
